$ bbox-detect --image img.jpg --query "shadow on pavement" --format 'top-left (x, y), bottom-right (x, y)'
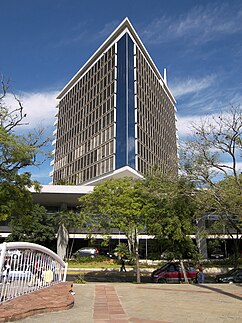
top-left (67, 270), bottom-right (151, 283)
top-left (67, 270), bottom-right (218, 284)
top-left (196, 283), bottom-right (242, 301)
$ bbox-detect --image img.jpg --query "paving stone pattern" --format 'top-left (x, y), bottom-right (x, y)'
top-left (2, 282), bottom-right (242, 323)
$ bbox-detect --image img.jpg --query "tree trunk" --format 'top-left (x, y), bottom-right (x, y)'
top-left (134, 228), bottom-right (141, 283)
top-left (127, 229), bottom-right (141, 283)
top-left (180, 260), bottom-right (189, 284)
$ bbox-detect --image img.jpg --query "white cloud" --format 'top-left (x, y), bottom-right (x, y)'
top-left (221, 161), bottom-right (242, 173)
top-left (177, 112), bottom-right (224, 137)
top-left (4, 91), bottom-right (58, 129)
top-left (141, 3), bottom-right (242, 45)
top-left (177, 109), bottom-right (242, 138)
top-left (177, 115), bottom-right (202, 136)
top-left (98, 20), bottom-right (120, 38)
top-left (170, 75), bottom-right (215, 98)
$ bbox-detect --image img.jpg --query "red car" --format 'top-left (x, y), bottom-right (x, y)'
top-left (151, 262), bottom-right (197, 283)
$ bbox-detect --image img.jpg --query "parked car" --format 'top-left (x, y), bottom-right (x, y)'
top-left (0, 265), bottom-right (33, 283)
top-left (8, 268), bottom-right (33, 281)
top-left (73, 247), bottom-right (99, 258)
top-left (151, 262), bottom-right (197, 283)
top-left (215, 268), bottom-right (242, 283)
top-left (105, 252), bottom-right (118, 259)
top-left (210, 250), bottom-right (225, 259)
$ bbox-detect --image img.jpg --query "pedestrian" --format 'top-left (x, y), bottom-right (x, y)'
top-left (196, 263), bottom-right (204, 284)
top-left (2, 257), bottom-right (11, 283)
top-left (33, 259), bottom-right (43, 287)
top-left (120, 257), bottom-right (126, 272)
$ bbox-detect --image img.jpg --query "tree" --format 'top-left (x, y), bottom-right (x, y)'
top-left (0, 78), bottom-right (49, 221)
top-left (196, 175), bottom-right (242, 259)
top-left (79, 177), bottom-right (148, 283)
top-left (142, 173), bottom-right (198, 260)
top-left (181, 106), bottom-right (242, 259)
top-left (181, 106), bottom-right (241, 187)
top-left (6, 204), bottom-right (56, 247)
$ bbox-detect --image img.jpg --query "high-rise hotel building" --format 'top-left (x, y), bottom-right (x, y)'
top-left (50, 18), bottom-right (177, 185)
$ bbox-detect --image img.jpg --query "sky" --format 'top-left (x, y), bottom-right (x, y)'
top-left (1, 0), bottom-right (242, 184)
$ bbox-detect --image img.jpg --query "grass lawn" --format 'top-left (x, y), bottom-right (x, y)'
top-left (68, 259), bottom-right (121, 269)
top-left (67, 257), bottom-right (160, 270)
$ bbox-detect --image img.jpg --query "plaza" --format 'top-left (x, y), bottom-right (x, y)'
top-left (6, 281), bottom-right (242, 323)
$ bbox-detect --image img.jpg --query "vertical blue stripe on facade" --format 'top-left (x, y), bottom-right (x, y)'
top-left (116, 33), bottom-right (135, 169)
top-left (127, 35), bottom-right (135, 168)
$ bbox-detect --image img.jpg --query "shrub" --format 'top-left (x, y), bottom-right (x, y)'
top-left (74, 274), bottom-right (85, 284)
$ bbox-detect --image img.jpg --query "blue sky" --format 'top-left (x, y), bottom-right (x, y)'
top-left (1, 0), bottom-right (242, 183)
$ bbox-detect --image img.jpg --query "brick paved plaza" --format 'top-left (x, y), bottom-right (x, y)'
top-left (3, 281), bottom-right (240, 323)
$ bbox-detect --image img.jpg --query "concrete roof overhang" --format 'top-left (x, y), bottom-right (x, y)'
top-left (30, 167), bottom-right (143, 208)
top-left (29, 185), bottom-right (94, 208)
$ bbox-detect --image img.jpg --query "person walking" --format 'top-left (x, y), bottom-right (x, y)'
top-left (120, 257), bottom-right (126, 272)
top-left (2, 257), bottom-right (11, 283)
top-left (196, 263), bottom-right (204, 284)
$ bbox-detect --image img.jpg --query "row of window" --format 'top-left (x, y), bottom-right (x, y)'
top-left (60, 45), bottom-right (116, 105)
top-left (55, 109), bottom-right (115, 160)
top-left (61, 72), bottom-right (115, 114)
top-left (137, 109), bottom-right (176, 150)
top-left (136, 48), bottom-right (164, 92)
top-left (58, 77), bottom-right (115, 132)
top-left (53, 41), bottom-right (177, 184)
top-left (137, 86), bottom-right (173, 124)
top-left (53, 156), bottom-right (114, 185)
top-left (58, 93), bottom-right (115, 140)
top-left (56, 106), bottom-right (114, 147)
top-left (56, 58), bottom-right (116, 163)
top-left (135, 46), bottom-right (177, 175)
top-left (137, 126), bottom-right (168, 159)
top-left (137, 155), bottom-right (174, 177)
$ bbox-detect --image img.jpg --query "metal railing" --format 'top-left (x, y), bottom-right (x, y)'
top-left (0, 242), bottom-right (68, 303)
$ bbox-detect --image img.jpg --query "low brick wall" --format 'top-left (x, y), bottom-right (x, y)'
top-left (0, 282), bottom-right (74, 322)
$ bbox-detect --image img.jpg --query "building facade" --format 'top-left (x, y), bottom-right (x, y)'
top-left (51, 18), bottom-right (177, 185)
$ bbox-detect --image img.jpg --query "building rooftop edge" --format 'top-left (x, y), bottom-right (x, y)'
top-left (56, 17), bottom-right (176, 104)
top-left (82, 166), bottom-right (144, 186)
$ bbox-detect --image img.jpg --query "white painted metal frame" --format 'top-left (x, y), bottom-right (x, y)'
top-left (0, 242), bottom-right (68, 304)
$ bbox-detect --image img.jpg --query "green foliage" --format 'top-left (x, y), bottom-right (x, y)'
top-left (6, 204), bottom-right (56, 246)
top-left (53, 209), bottom-right (84, 231)
top-left (142, 173), bottom-right (197, 259)
top-left (0, 127), bottom-right (36, 220)
top-left (79, 177), bottom-right (147, 250)
top-left (215, 175), bottom-right (242, 221)
top-left (74, 274), bottom-right (86, 284)
top-left (79, 175), bottom-right (198, 266)
top-left (114, 243), bottom-right (129, 258)
top-left (207, 240), bottom-right (222, 252)
top-left (196, 175), bottom-right (242, 259)
top-left (0, 82), bottom-right (49, 221)
top-left (79, 177), bottom-right (148, 282)
top-left (180, 107), bottom-right (242, 259)
top-left (100, 237), bottom-right (111, 247)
